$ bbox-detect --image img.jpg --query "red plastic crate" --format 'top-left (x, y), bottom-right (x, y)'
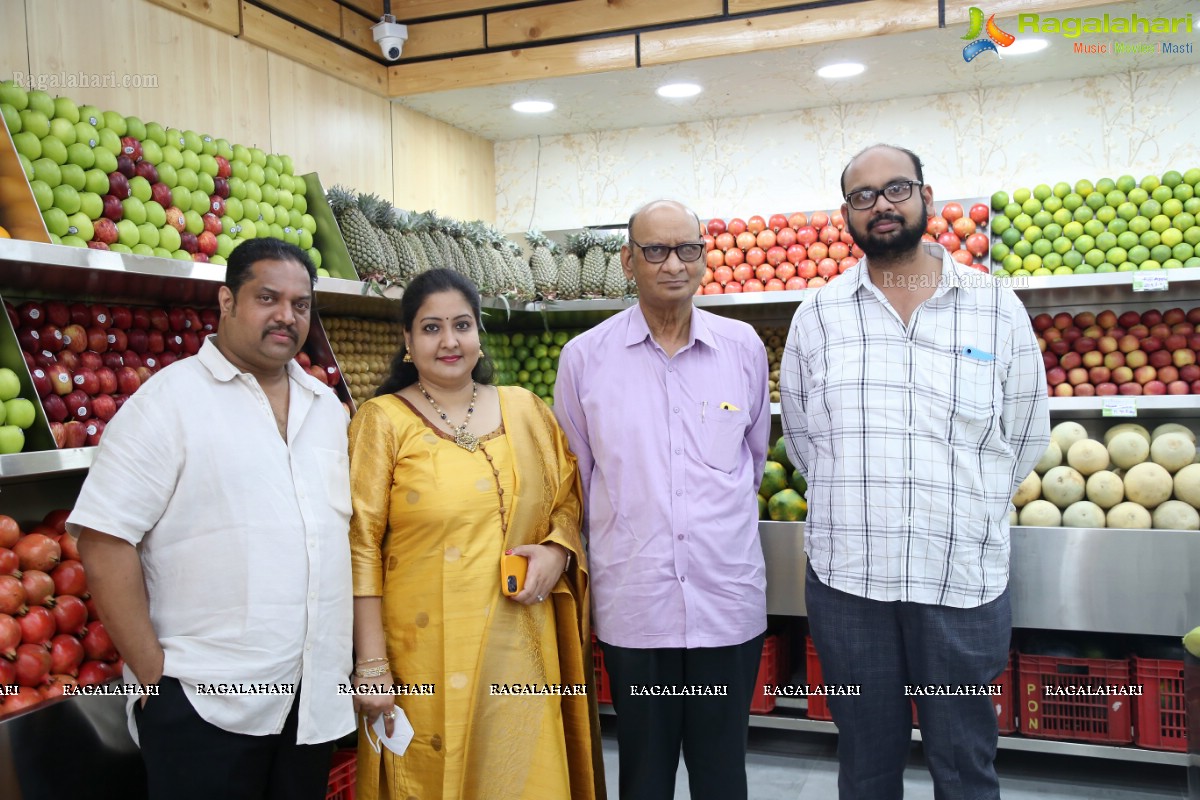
top-left (1132, 657), bottom-right (1185, 752)
top-left (592, 633), bottom-right (612, 704)
top-left (326, 749), bottom-right (356, 800)
top-left (805, 636), bottom-right (832, 721)
top-left (750, 635), bottom-right (779, 714)
top-left (1016, 652), bottom-right (1133, 744)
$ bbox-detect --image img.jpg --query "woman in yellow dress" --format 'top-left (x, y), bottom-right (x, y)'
top-left (347, 268), bottom-right (604, 800)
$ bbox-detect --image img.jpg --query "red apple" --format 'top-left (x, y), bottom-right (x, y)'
top-left (41, 301), bottom-right (69, 328)
top-left (179, 233), bottom-right (198, 254)
top-left (147, 330), bottom-right (165, 353)
top-left (1073, 337), bottom-right (1096, 353)
top-left (151, 182), bottom-right (172, 208)
top-left (131, 308), bottom-right (151, 330)
top-left (156, 352), bottom-right (177, 367)
top-left (1062, 328), bottom-right (1082, 343)
top-left (1054, 383), bottom-right (1074, 397)
top-left (202, 214), bottom-right (222, 236)
top-left (1133, 365), bottom-right (1157, 385)
top-left (49, 422), bottom-right (66, 448)
top-left (1050, 339), bottom-right (1070, 356)
top-left (1097, 310), bottom-right (1117, 329)
top-left (1158, 365), bottom-right (1179, 384)
top-left (72, 368), bottom-right (99, 395)
top-left (1149, 350), bottom-right (1173, 368)
top-left (1126, 350), bottom-right (1148, 368)
top-left (79, 351), bottom-right (102, 371)
top-left (1118, 335), bottom-right (1140, 354)
top-left (1164, 307), bottom-right (1186, 325)
top-left (1042, 351), bottom-right (1058, 370)
top-left (200, 309), bottom-right (218, 331)
top-left (30, 367), bottom-right (51, 399)
top-left (1089, 366), bottom-right (1111, 384)
top-left (108, 172), bottom-right (130, 200)
top-left (183, 308), bottom-right (202, 331)
top-left (191, 252), bottom-right (209, 263)
top-left (41, 394), bottom-right (68, 423)
top-left (1119, 382), bottom-right (1142, 395)
top-left (197, 232), bottom-right (217, 256)
top-left (142, 355), bottom-right (159, 371)
top-left (1082, 351), bottom-right (1103, 368)
top-left (1067, 367), bottom-right (1089, 386)
top-left (214, 155), bottom-right (231, 179)
top-left (1074, 384), bottom-right (1095, 397)
top-left (1082, 325), bottom-right (1103, 339)
top-left (1104, 352), bottom-right (1126, 370)
top-left (1112, 366), bottom-right (1134, 384)
top-left (306, 365), bottom-right (329, 386)
top-left (165, 308), bottom-right (185, 332)
top-left (1149, 323), bottom-right (1171, 339)
top-left (113, 395), bottom-right (129, 412)
top-left (57, 350), bottom-right (79, 371)
top-left (1118, 311), bottom-right (1141, 328)
top-left (121, 351), bottom-right (142, 370)
top-left (1188, 308), bottom-right (1200, 324)
top-left (325, 365), bottom-right (342, 386)
top-left (1032, 314), bottom-right (1053, 332)
top-left (1173, 322), bottom-right (1195, 336)
top-left (1074, 311), bottom-right (1097, 328)
top-left (164, 207), bottom-right (185, 232)
top-left (134, 161), bottom-right (157, 184)
top-left (149, 310), bottom-right (169, 332)
top-left (16, 328), bottom-right (41, 353)
top-left (213, 178), bottom-right (229, 199)
top-left (1054, 312), bottom-right (1074, 330)
top-left (1096, 382), bottom-right (1118, 396)
top-left (208, 195), bottom-right (225, 217)
top-left (84, 327), bottom-right (107, 353)
top-left (100, 194), bottom-right (123, 222)
top-left (59, 324), bottom-right (84, 354)
top-left (181, 332), bottom-right (200, 355)
top-left (135, 366), bottom-right (154, 385)
top-left (64, 390), bottom-right (91, 422)
top-left (116, 367), bottom-right (141, 395)
top-left (96, 367), bottom-right (117, 395)
top-left (1046, 367), bottom-right (1067, 386)
top-left (1189, 334), bottom-right (1200, 351)
top-left (1141, 309), bottom-right (1162, 326)
top-left (107, 329), bottom-right (127, 352)
top-left (1167, 380), bottom-right (1189, 394)
top-left (89, 305), bottom-right (110, 328)
top-left (1141, 336), bottom-right (1163, 353)
top-left (101, 352), bottom-right (123, 371)
top-left (115, 155), bottom-right (136, 179)
top-left (1175, 349), bottom-right (1197, 368)
top-left (84, 240), bottom-right (110, 253)
top-left (47, 365), bottom-right (73, 396)
top-left (1043, 328), bottom-right (1062, 342)
top-left (1193, 380), bottom-right (1200, 393)
top-left (1165, 334), bottom-right (1187, 351)
top-left (62, 421), bottom-right (87, 449)
top-left (126, 329), bottom-right (148, 354)
top-left (1060, 352), bottom-right (1082, 370)
top-left (1143, 380), bottom-right (1166, 395)
top-left (1180, 364), bottom-right (1200, 383)
top-left (165, 334), bottom-right (184, 354)
top-left (84, 419), bottom-right (106, 446)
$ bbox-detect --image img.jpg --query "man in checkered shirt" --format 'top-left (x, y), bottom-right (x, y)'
top-left (780, 144), bottom-right (1050, 800)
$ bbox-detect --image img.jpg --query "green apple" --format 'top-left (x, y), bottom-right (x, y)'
top-left (165, 127), bottom-right (186, 148)
top-left (280, 155), bottom-right (294, 176)
top-left (277, 189), bottom-right (293, 211)
top-left (19, 109), bottom-right (50, 138)
top-left (96, 127), bottom-right (121, 156)
top-left (125, 116), bottom-right (146, 141)
top-left (242, 198), bottom-right (260, 221)
top-left (288, 208), bottom-right (302, 229)
top-left (209, 254), bottom-right (227, 266)
top-left (157, 162), bottom-right (178, 187)
top-left (190, 189), bottom-right (209, 215)
top-left (265, 154), bottom-right (282, 174)
top-left (255, 220), bottom-right (270, 238)
top-left (248, 163), bottom-right (265, 186)
top-left (232, 144), bottom-right (251, 165)
top-left (198, 153), bottom-right (218, 176)
top-left (300, 214), bottom-right (316, 235)
top-left (141, 139), bottom-right (163, 166)
top-left (184, 209), bottom-right (205, 235)
top-left (116, 219), bottom-right (140, 247)
top-left (161, 145), bottom-right (183, 170)
top-left (172, 250), bottom-right (192, 261)
top-left (92, 147), bottom-right (117, 174)
top-left (79, 192), bottom-right (103, 221)
top-left (273, 205), bottom-right (288, 227)
top-left (84, 168), bottom-right (109, 195)
top-left (1151, 244), bottom-right (1173, 262)
top-left (1062, 250), bottom-right (1083, 268)
top-left (78, 104), bottom-right (102, 127)
top-left (249, 147), bottom-right (266, 167)
top-left (137, 222), bottom-right (160, 248)
top-left (39, 135), bottom-right (68, 165)
top-left (132, 243), bottom-right (155, 256)
top-left (292, 175), bottom-right (307, 197)
top-left (219, 214), bottom-right (236, 234)
top-left (227, 176), bottom-right (246, 201)
top-left (73, 121), bottom-right (98, 148)
top-left (1115, 231), bottom-right (1138, 250)
top-left (216, 233), bottom-right (236, 257)
top-left (171, 186), bottom-right (192, 213)
top-left (1074, 234), bottom-right (1095, 253)
top-left (263, 167), bottom-right (280, 189)
top-left (66, 212), bottom-right (93, 241)
top-left (197, 173), bottom-right (214, 196)
top-left (298, 229), bottom-right (313, 250)
top-left (181, 149), bottom-right (200, 173)
top-left (159, 225), bottom-right (181, 252)
top-left (0, 401), bottom-right (8, 425)
top-left (66, 142), bottom-right (95, 169)
top-left (0, 425), bottom-right (25, 454)
top-left (48, 116), bottom-right (77, 146)
top-left (101, 111), bottom-right (127, 136)
top-left (230, 160), bottom-right (249, 181)
top-left (283, 226), bottom-right (299, 246)
top-left (52, 184), bottom-right (81, 215)
top-left (259, 203), bottom-right (275, 225)
top-left (29, 179), bottom-right (53, 210)
top-left (245, 182), bottom-right (262, 203)
top-left (0, 368), bottom-right (21, 401)
top-left (121, 197), bottom-right (147, 224)
top-left (182, 130), bottom-right (203, 154)
top-left (176, 167), bottom-right (198, 192)
top-left (61, 234), bottom-right (86, 247)
top-left (236, 221), bottom-right (256, 240)
top-left (307, 248), bottom-right (322, 270)
top-left (1083, 249), bottom-right (1106, 268)
top-left (224, 197), bottom-right (243, 221)
top-left (129, 176), bottom-right (152, 203)
top-left (145, 121), bottom-right (166, 146)
top-left (1173, 243), bottom-right (1193, 261)
top-left (145, 201), bottom-right (166, 228)
top-left (268, 223), bottom-right (283, 240)
top-left (12, 130), bottom-right (41, 161)
top-left (152, 247), bottom-right (172, 259)
top-left (259, 184), bottom-right (278, 209)
top-left (47, 233), bottom-right (61, 245)
top-left (1141, 230), bottom-right (1161, 248)
top-left (278, 174), bottom-right (294, 194)
top-left (215, 138), bottom-right (233, 160)
top-left (293, 194), bottom-right (307, 215)
top-left (32, 157), bottom-right (62, 187)
top-left (0, 81), bottom-right (28, 110)
top-left (25, 91), bottom-right (52, 119)
top-left (17, 153), bottom-right (33, 181)
top-left (200, 134), bottom-right (217, 156)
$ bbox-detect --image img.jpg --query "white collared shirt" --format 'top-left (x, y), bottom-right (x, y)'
top-left (780, 246), bottom-right (1050, 607)
top-left (67, 336), bottom-right (355, 744)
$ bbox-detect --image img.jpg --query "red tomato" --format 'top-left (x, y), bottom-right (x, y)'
top-left (951, 249), bottom-right (974, 265)
top-left (807, 242), bottom-right (828, 262)
top-left (736, 231), bottom-right (757, 251)
top-left (756, 229), bottom-right (776, 249)
top-left (926, 216), bottom-right (949, 236)
top-left (706, 249), bottom-right (725, 269)
top-left (701, 267), bottom-right (714, 285)
top-left (965, 232), bottom-right (990, 257)
top-left (775, 227), bottom-right (797, 248)
top-left (744, 248), bottom-right (767, 268)
top-left (732, 264), bottom-right (754, 282)
top-left (723, 280), bottom-right (743, 294)
top-left (817, 258), bottom-right (838, 278)
top-left (810, 211), bottom-right (829, 229)
top-left (937, 232), bottom-right (961, 251)
top-left (768, 214), bottom-right (789, 232)
top-left (828, 242), bottom-right (850, 261)
top-left (941, 202), bottom-right (964, 222)
top-left (715, 232), bottom-right (735, 251)
top-left (788, 212), bottom-right (807, 229)
top-left (703, 234), bottom-right (715, 251)
top-left (747, 216), bottom-right (767, 234)
top-left (724, 248), bottom-right (745, 267)
top-left (797, 259), bottom-right (818, 280)
top-left (728, 218), bottom-right (747, 236)
top-left (707, 218), bottom-right (727, 236)
top-left (819, 226), bottom-right (840, 245)
top-left (784, 276), bottom-right (806, 291)
top-left (765, 278), bottom-right (786, 291)
top-left (743, 279), bottom-right (765, 292)
top-left (796, 226), bottom-right (818, 247)
top-left (951, 217), bottom-right (976, 238)
top-left (774, 262), bottom-right (797, 282)
top-left (766, 246), bottom-right (787, 267)
top-left (786, 244), bottom-right (807, 264)
top-left (703, 282), bottom-right (723, 295)
top-left (755, 264), bottom-right (776, 282)
top-left (969, 204), bottom-right (990, 225)
top-left (807, 276), bottom-right (827, 288)
top-left (839, 256), bottom-right (858, 272)
top-left (714, 265), bottom-right (734, 285)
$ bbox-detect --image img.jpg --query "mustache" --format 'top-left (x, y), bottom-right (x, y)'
top-left (869, 214), bottom-right (906, 229)
top-left (264, 325), bottom-right (297, 341)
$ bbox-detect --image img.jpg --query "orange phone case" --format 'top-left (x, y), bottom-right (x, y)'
top-left (501, 554), bottom-right (528, 596)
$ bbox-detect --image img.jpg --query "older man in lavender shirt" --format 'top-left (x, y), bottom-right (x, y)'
top-left (554, 199), bottom-right (770, 800)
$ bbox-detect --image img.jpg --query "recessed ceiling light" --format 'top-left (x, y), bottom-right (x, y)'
top-left (1003, 38), bottom-right (1049, 55)
top-left (657, 82), bottom-right (702, 98)
top-left (511, 100), bottom-right (554, 114)
top-left (817, 63), bottom-right (865, 79)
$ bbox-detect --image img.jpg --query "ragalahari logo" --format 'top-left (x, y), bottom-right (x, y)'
top-left (962, 7), bottom-right (1016, 61)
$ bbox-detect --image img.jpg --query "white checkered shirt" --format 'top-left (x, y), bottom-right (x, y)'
top-left (780, 245), bottom-right (1050, 607)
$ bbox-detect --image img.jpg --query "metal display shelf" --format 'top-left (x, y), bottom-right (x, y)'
top-left (0, 447), bottom-right (93, 481)
top-left (769, 397), bottom-right (1200, 418)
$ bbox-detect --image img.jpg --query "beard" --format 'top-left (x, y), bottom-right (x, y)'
top-left (846, 200), bottom-right (928, 260)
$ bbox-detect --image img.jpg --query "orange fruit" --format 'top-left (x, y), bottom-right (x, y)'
top-left (0, 225), bottom-right (10, 239)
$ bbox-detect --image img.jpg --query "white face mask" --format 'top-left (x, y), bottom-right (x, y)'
top-left (365, 706), bottom-right (414, 756)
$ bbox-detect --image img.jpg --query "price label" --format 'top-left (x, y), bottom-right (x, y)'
top-left (1132, 273), bottom-right (1168, 292)
top-left (1101, 397), bottom-right (1137, 417)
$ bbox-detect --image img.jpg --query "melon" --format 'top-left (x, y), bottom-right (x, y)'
top-left (1151, 423), bottom-right (1195, 443)
top-left (1107, 431), bottom-right (1149, 470)
top-left (1041, 466), bottom-right (1086, 509)
top-left (1034, 441), bottom-right (1061, 474)
top-left (1062, 500), bottom-right (1106, 528)
top-left (1174, 463), bottom-right (1200, 507)
top-left (1085, 470), bottom-right (1124, 509)
top-left (1066, 439), bottom-right (1109, 476)
top-left (1152, 500), bottom-right (1200, 531)
top-left (1018, 499), bottom-right (1062, 527)
top-left (1008, 510), bottom-right (1018, 525)
top-left (1103, 423), bottom-right (1150, 445)
top-left (1051, 421), bottom-right (1088, 456)
top-left (1106, 501), bottom-right (1152, 529)
top-left (1012, 472), bottom-right (1041, 508)
top-left (1123, 462), bottom-right (1173, 509)
top-left (1149, 432), bottom-right (1196, 474)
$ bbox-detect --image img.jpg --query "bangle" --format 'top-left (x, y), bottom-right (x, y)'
top-left (562, 551), bottom-right (572, 574)
top-left (355, 664), bottom-right (391, 678)
top-left (355, 657), bottom-right (388, 666)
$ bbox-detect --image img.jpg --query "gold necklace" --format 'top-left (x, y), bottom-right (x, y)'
top-left (418, 381), bottom-right (479, 452)
top-left (477, 438), bottom-right (508, 536)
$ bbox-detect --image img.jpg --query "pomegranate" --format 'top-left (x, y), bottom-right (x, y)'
top-left (0, 548), bottom-right (19, 576)
top-left (19, 607), bottom-right (55, 646)
top-left (1, 686), bottom-right (43, 715)
top-left (0, 657), bottom-right (14, 686)
top-left (41, 509), bottom-right (70, 535)
top-left (77, 660), bottom-right (114, 686)
top-left (21, 570), bottom-right (55, 608)
top-left (0, 613), bottom-right (20, 658)
top-left (0, 575), bottom-right (27, 615)
top-left (57, 533), bottom-right (80, 562)
top-left (83, 596), bottom-right (100, 623)
top-left (14, 643), bottom-right (51, 686)
top-left (13, 534), bottom-right (60, 572)
top-left (83, 621), bottom-right (118, 662)
top-left (49, 633), bottom-right (85, 675)
top-left (52, 596), bottom-right (87, 636)
top-left (0, 516), bottom-right (19, 548)
top-left (51, 560), bottom-right (87, 598)
top-left (40, 674), bottom-right (76, 700)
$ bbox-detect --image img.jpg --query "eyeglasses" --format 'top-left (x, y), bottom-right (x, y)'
top-left (844, 180), bottom-right (923, 211)
top-left (629, 238), bottom-right (705, 264)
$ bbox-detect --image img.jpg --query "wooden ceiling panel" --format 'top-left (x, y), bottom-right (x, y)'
top-left (146, 0), bottom-right (241, 35)
top-left (487, 0), bottom-right (722, 47)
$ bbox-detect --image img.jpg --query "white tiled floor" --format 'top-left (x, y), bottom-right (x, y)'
top-left (599, 723), bottom-right (1188, 799)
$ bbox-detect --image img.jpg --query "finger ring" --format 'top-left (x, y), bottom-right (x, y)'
top-left (537, 595), bottom-right (544, 602)
top-left (383, 711), bottom-right (396, 720)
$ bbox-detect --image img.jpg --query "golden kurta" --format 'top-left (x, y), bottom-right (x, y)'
top-left (348, 386), bottom-right (603, 800)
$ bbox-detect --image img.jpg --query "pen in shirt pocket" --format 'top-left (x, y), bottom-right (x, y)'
top-left (962, 346), bottom-right (995, 362)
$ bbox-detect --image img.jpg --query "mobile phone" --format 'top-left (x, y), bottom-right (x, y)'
top-left (501, 554), bottom-right (528, 596)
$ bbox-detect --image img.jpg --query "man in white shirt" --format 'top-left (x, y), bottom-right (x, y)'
top-left (780, 145), bottom-right (1049, 800)
top-left (68, 238), bottom-right (355, 800)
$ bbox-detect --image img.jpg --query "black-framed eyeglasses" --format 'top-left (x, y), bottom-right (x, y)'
top-left (844, 180), bottom-right (923, 211)
top-left (629, 238), bottom-right (705, 264)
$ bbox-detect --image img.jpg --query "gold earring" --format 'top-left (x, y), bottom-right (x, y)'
top-left (402, 351), bottom-right (413, 363)
top-left (479, 349), bottom-right (486, 359)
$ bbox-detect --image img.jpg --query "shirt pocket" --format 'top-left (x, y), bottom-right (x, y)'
top-left (932, 349), bottom-right (998, 429)
top-left (701, 407), bottom-right (750, 473)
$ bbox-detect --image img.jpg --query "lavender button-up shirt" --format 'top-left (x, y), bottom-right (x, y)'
top-left (554, 304), bottom-right (770, 649)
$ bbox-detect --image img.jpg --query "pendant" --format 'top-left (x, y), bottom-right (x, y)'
top-left (454, 429), bottom-right (479, 452)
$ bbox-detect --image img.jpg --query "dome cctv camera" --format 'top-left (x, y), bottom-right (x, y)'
top-left (372, 15), bottom-right (408, 61)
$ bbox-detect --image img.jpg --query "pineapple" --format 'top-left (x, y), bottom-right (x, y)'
top-left (415, 211), bottom-right (442, 269)
top-left (580, 230), bottom-right (607, 298)
top-left (397, 210), bottom-right (432, 274)
top-left (556, 233), bottom-right (584, 301)
top-left (388, 209), bottom-right (423, 285)
top-left (326, 185), bottom-right (385, 281)
top-left (506, 239), bottom-right (536, 302)
top-left (482, 234), bottom-right (515, 299)
top-left (602, 233), bottom-right (628, 299)
top-left (525, 230), bottom-right (558, 300)
top-left (464, 221), bottom-right (495, 296)
top-left (441, 218), bottom-right (470, 277)
top-left (427, 214), bottom-right (456, 272)
top-left (358, 193), bottom-right (401, 284)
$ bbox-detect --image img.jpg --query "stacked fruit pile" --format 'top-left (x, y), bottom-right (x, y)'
top-left (990, 171), bottom-right (1200, 277)
top-left (1013, 421), bottom-right (1199, 530)
top-left (0, 367), bottom-right (39, 454)
top-left (1034, 307), bottom-right (1200, 397)
top-left (323, 316), bottom-right (401, 407)
top-left (702, 212), bottom-right (858, 294)
top-left (756, 325), bottom-right (786, 403)
top-left (0, 82), bottom-right (318, 270)
top-left (921, 201), bottom-right (992, 272)
top-left (759, 437), bottom-right (808, 521)
top-left (0, 511), bottom-right (122, 718)
top-left (481, 329), bottom-right (579, 404)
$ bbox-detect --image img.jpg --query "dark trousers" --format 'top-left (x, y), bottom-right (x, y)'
top-left (806, 565), bottom-right (1011, 800)
top-left (599, 633), bottom-right (765, 800)
top-left (134, 677), bottom-right (334, 800)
